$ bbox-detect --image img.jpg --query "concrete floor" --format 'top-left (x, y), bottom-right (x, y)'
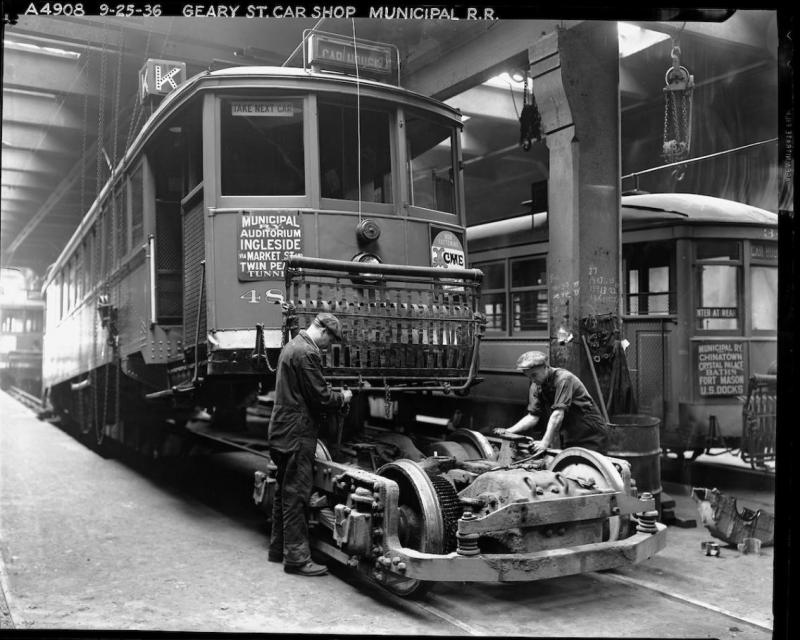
top-left (0, 390), bottom-right (779, 636)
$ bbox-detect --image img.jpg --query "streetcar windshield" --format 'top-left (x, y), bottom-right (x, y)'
top-left (220, 97), bottom-right (305, 196)
top-left (405, 109), bottom-right (457, 214)
top-left (318, 97), bottom-right (393, 203)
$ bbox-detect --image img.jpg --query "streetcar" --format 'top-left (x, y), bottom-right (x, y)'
top-left (0, 266), bottom-right (44, 400)
top-left (40, 31), bottom-right (665, 597)
top-left (464, 192), bottom-right (778, 459)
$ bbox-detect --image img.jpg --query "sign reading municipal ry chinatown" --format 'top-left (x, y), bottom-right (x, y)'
top-left (237, 211), bottom-right (302, 281)
top-left (696, 341), bottom-right (746, 396)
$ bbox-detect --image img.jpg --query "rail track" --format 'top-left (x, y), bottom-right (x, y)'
top-left (2, 390), bottom-right (775, 637)
top-left (5, 386), bottom-right (43, 413)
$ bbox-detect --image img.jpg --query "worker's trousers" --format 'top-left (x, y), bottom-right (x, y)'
top-left (268, 441), bottom-right (315, 567)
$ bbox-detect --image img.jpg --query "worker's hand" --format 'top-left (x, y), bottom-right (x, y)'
top-left (341, 389), bottom-right (353, 404)
top-left (492, 427), bottom-right (507, 436)
top-left (532, 439), bottom-right (549, 455)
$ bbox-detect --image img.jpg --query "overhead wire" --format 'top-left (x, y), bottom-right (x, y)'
top-left (352, 19), bottom-right (363, 223)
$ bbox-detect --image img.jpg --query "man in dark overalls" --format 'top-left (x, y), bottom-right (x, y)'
top-left (495, 351), bottom-right (609, 454)
top-left (268, 313), bottom-right (352, 576)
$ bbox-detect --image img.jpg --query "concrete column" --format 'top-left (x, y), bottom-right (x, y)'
top-left (530, 22), bottom-right (621, 388)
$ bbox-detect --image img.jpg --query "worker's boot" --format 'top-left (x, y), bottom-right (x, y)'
top-left (284, 560), bottom-right (328, 576)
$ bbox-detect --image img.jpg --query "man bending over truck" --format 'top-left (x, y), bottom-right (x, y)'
top-left (494, 351), bottom-right (609, 454)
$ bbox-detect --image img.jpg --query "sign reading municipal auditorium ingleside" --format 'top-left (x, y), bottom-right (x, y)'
top-left (237, 211), bottom-right (303, 281)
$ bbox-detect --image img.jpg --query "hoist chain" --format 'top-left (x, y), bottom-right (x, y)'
top-left (662, 39), bottom-right (693, 164)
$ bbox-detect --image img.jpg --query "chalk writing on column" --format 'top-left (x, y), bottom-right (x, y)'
top-left (587, 266), bottom-right (617, 301)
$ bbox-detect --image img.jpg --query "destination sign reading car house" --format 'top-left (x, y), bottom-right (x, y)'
top-left (307, 33), bottom-right (393, 76)
top-left (237, 211), bottom-right (303, 281)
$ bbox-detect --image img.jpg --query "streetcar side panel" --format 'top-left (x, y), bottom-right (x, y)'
top-left (465, 196), bottom-right (778, 451)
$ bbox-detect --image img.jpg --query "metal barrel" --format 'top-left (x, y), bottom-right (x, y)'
top-left (606, 414), bottom-right (662, 508)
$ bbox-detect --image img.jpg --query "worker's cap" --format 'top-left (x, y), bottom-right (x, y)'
top-left (516, 350), bottom-right (548, 371)
top-left (313, 312), bottom-right (343, 341)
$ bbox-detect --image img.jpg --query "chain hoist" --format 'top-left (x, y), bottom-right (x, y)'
top-left (519, 68), bottom-right (542, 151)
top-left (662, 39), bottom-right (694, 168)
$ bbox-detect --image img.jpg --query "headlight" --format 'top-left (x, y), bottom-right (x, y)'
top-left (351, 252), bottom-right (382, 284)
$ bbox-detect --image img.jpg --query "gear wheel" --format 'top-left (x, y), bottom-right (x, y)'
top-left (428, 474), bottom-right (461, 553)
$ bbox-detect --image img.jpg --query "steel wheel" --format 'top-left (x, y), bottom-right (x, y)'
top-left (377, 459), bottom-right (445, 598)
top-left (426, 440), bottom-right (471, 461)
top-left (449, 428), bottom-right (496, 460)
top-left (547, 447), bottom-right (625, 541)
top-left (315, 439), bottom-right (333, 461)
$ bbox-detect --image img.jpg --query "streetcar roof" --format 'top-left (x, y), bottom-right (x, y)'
top-left (620, 193), bottom-right (777, 225)
top-left (466, 193), bottom-right (778, 244)
top-left (203, 65), bottom-right (463, 118)
top-left (42, 64), bottom-right (463, 287)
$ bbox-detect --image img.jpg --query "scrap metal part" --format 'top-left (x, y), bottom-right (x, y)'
top-left (692, 487), bottom-right (774, 546)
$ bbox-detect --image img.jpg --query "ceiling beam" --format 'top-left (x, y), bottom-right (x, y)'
top-left (8, 15), bottom-right (125, 51)
top-left (2, 123), bottom-right (77, 154)
top-left (2, 185), bottom-right (53, 200)
top-left (404, 20), bottom-right (582, 101)
top-left (2, 171), bottom-right (66, 190)
top-left (446, 84), bottom-right (521, 121)
top-left (628, 10), bottom-right (777, 53)
top-left (2, 49), bottom-right (94, 96)
top-left (3, 131), bottom-right (98, 260)
top-left (1, 148), bottom-right (70, 176)
top-left (3, 94), bottom-right (86, 130)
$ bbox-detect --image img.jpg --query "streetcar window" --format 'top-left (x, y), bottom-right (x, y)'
top-left (696, 240), bottom-right (740, 261)
top-left (405, 110), bottom-right (456, 214)
top-left (221, 98), bottom-right (305, 196)
top-left (66, 258), bottom-right (75, 312)
top-left (483, 261), bottom-right (505, 289)
top-left (83, 235), bottom-right (92, 299)
top-left (510, 257), bottom-right (548, 332)
top-left (476, 261), bottom-right (506, 331)
top-left (697, 265), bottom-right (739, 330)
top-left (58, 273), bottom-right (65, 320)
top-left (130, 166), bottom-right (144, 248)
top-left (319, 98), bottom-right (393, 203)
top-left (114, 186), bottom-right (128, 263)
top-left (473, 258), bottom-right (548, 335)
top-left (695, 240), bottom-right (741, 331)
top-left (75, 246), bottom-right (84, 305)
top-left (751, 266), bottom-right (777, 331)
top-left (93, 218), bottom-right (103, 282)
top-left (101, 204), bottom-right (112, 277)
top-left (623, 242), bottom-right (675, 315)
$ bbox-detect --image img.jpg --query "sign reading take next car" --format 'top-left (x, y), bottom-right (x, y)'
top-left (230, 102), bottom-right (297, 117)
